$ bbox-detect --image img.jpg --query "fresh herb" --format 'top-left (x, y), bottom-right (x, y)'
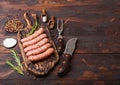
top-left (6, 50), bottom-right (24, 75)
top-left (27, 22), bottom-right (39, 36)
top-left (10, 50), bottom-right (23, 69)
top-left (6, 60), bottom-right (24, 75)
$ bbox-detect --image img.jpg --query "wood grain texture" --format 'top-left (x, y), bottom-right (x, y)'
top-left (0, 0), bottom-right (120, 85)
top-left (0, 54), bottom-right (120, 80)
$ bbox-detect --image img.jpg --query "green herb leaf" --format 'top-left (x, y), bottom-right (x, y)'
top-left (6, 50), bottom-right (24, 75)
top-left (6, 60), bottom-right (17, 70)
top-left (27, 22), bottom-right (39, 36)
top-left (10, 50), bottom-right (23, 69)
top-left (6, 60), bottom-right (24, 75)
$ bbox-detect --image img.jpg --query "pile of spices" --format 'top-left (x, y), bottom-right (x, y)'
top-left (4, 19), bottom-right (24, 32)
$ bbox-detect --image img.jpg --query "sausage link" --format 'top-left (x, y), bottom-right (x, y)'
top-left (22, 34), bottom-right (47, 48)
top-left (21, 27), bottom-right (44, 43)
top-left (28, 48), bottom-right (54, 62)
top-left (24, 38), bottom-right (49, 53)
top-left (26, 43), bottom-right (51, 56)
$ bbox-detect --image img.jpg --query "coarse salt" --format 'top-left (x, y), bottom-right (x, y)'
top-left (3, 38), bottom-right (17, 48)
top-left (42, 16), bottom-right (47, 22)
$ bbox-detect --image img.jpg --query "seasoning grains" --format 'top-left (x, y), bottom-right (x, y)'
top-left (4, 19), bottom-right (24, 32)
top-left (3, 38), bottom-right (17, 48)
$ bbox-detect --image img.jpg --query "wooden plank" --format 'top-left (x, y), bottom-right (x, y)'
top-left (105, 81), bottom-right (120, 85)
top-left (0, 54), bottom-right (120, 80)
top-left (0, 80), bottom-right (97, 85)
top-left (0, 80), bottom-right (120, 85)
top-left (0, 1), bottom-right (119, 54)
top-left (0, 0), bottom-right (120, 84)
top-left (0, 18), bottom-right (120, 54)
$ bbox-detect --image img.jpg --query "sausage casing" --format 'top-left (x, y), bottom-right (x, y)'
top-left (26, 43), bottom-right (51, 56)
top-left (28, 48), bottom-right (54, 62)
top-left (24, 38), bottom-right (49, 53)
top-left (22, 33), bottom-right (47, 47)
top-left (21, 27), bottom-right (44, 43)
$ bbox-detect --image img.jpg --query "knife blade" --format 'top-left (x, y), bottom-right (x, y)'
top-left (57, 38), bottom-right (78, 76)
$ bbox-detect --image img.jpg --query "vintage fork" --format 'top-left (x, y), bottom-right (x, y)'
top-left (57, 19), bottom-right (64, 55)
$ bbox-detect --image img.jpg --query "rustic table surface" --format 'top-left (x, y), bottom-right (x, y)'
top-left (0, 0), bottom-right (120, 85)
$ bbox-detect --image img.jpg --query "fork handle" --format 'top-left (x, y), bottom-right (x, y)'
top-left (57, 38), bottom-right (64, 55)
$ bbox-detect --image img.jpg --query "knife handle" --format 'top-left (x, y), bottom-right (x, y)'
top-left (57, 38), bottom-right (64, 55)
top-left (57, 53), bottom-right (71, 76)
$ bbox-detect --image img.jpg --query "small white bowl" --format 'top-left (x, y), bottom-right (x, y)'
top-left (3, 38), bottom-right (17, 48)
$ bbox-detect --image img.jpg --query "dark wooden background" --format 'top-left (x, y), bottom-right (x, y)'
top-left (0, 0), bottom-right (120, 85)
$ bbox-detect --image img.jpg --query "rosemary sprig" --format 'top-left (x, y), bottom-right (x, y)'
top-left (6, 50), bottom-right (24, 75)
top-left (6, 60), bottom-right (24, 75)
top-left (10, 50), bottom-right (23, 69)
top-left (27, 22), bottom-right (39, 36)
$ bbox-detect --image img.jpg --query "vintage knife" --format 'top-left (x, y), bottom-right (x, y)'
top-left (57, 38), bottom-right (78, 76)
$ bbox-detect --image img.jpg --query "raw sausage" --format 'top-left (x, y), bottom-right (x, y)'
top-left (24, 38), bottom-right (49, 53)
top-left (22, 34), bottom-right (47, 48)
top-left (21, 27), bottom-right (44, 43)
top-left (28, 48), bottom-right (54, 62)
top-left (26, 43), bottom-right (51, 56)
top-left (21, 27), bottom-right (55, 62)
top-left (22, 33), bottom-right (47, 48)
